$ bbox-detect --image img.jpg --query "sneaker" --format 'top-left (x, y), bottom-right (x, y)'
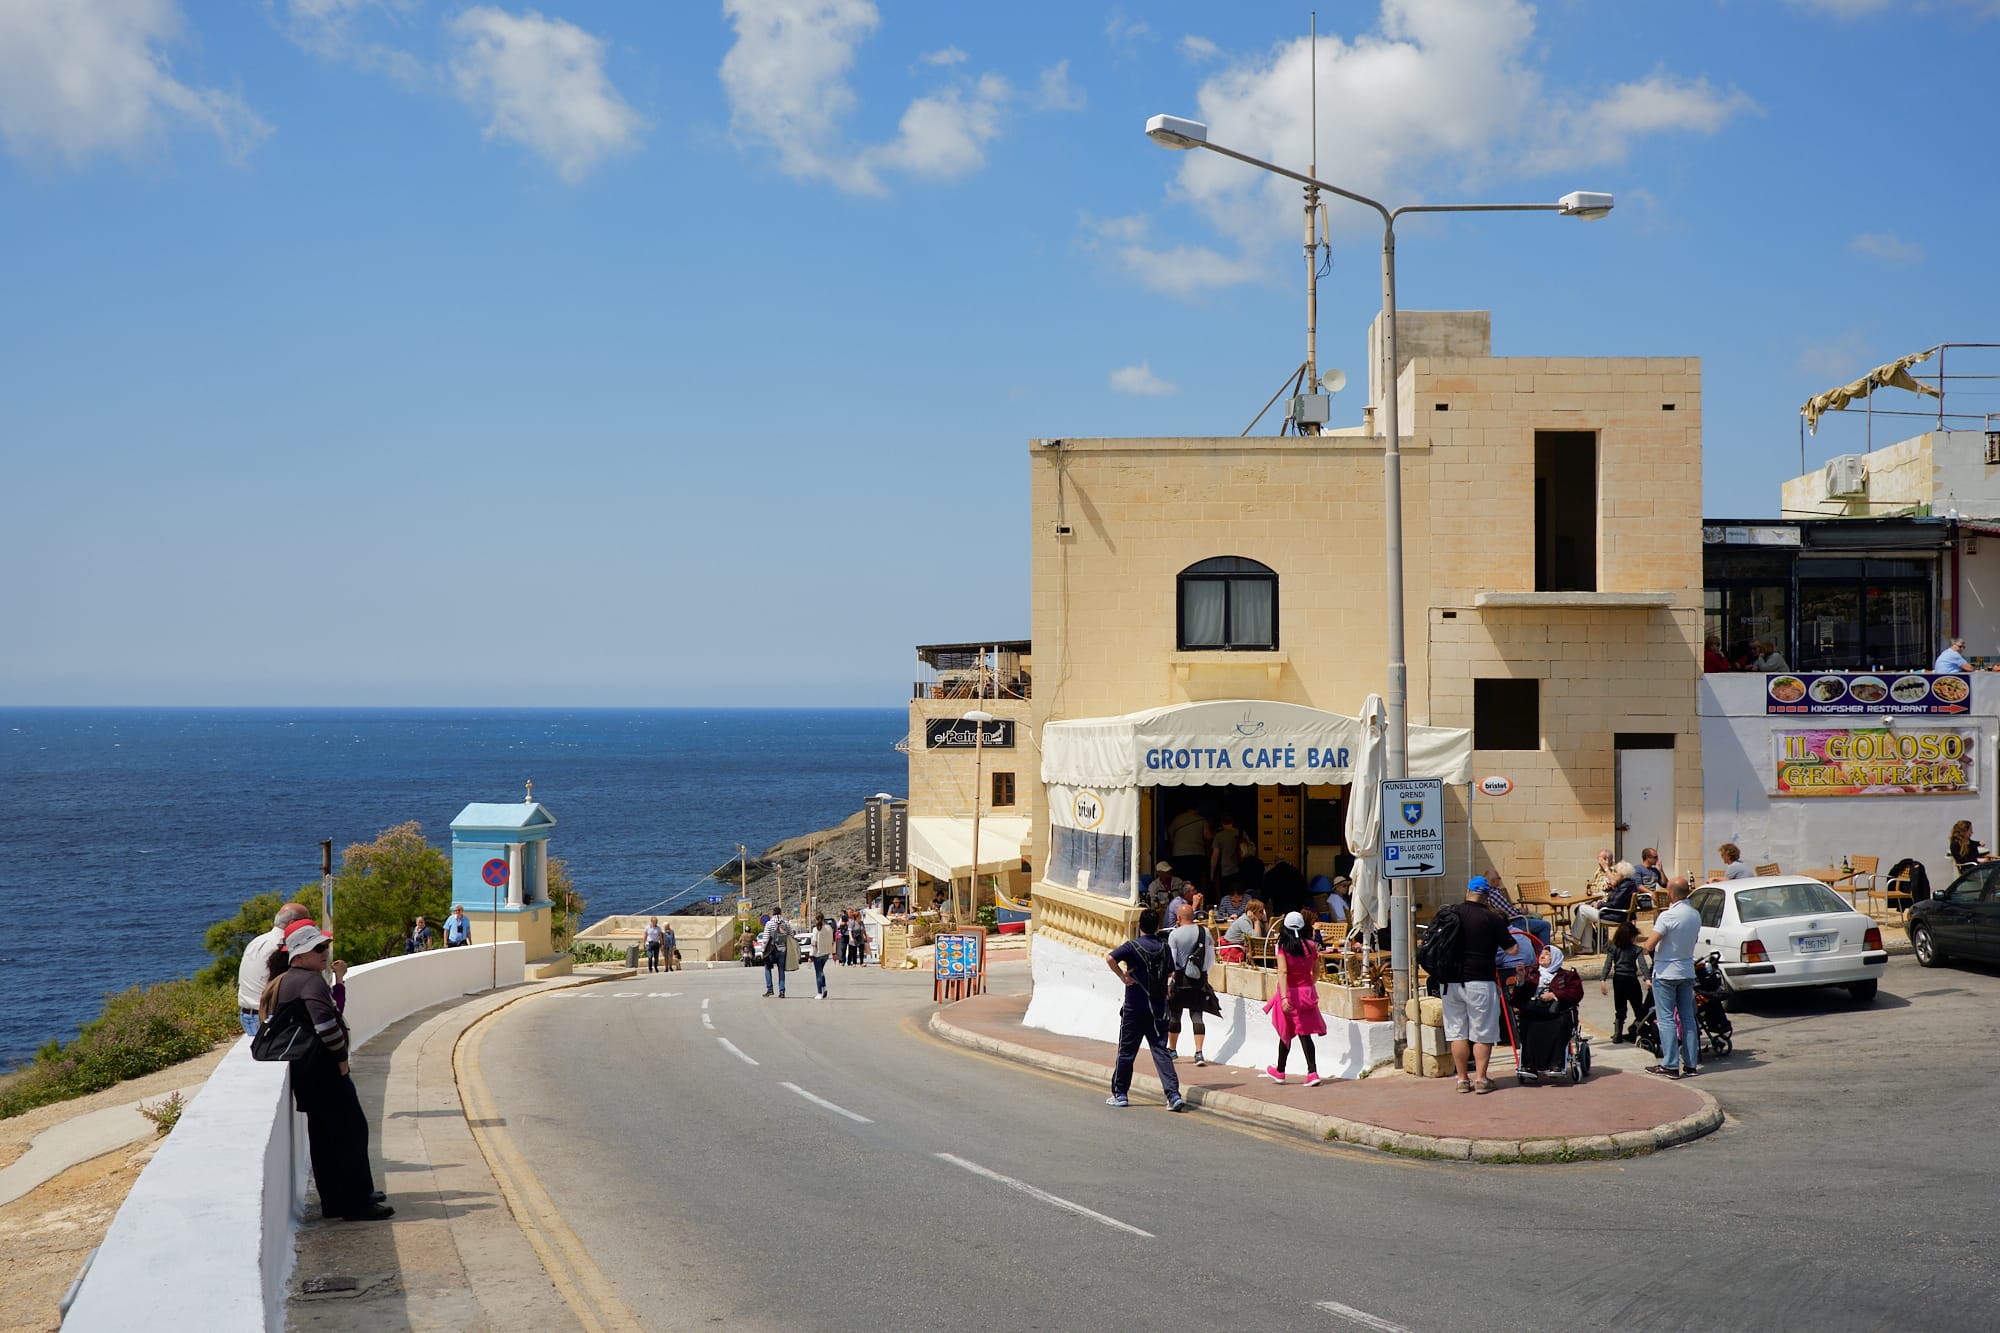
top-left (1166, 1096), bottom-right (1190, 1113)
top-left (1455, 1078), bottom-right (1473, 1093)
top-left (1105, 1094), bottom-right (1130, 1108)
top-left (1303, 1073), bottom-right (1323, 1088)
top-left (1192, 1053), bottom-right (1206, 1068)
top-left (762, 990), bottom-right (773, 997)
top-left (1473, 1078), bottom-right (1495, 1095)
top-left (1259, 1066), bottom-right (1285, 1083)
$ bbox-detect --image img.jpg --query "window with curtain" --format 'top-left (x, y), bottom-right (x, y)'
top-left (1178, 557), bottom-right (1278, 650)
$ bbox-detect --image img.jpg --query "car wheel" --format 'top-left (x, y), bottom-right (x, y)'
top-left (1848, 979), bottom-right (1878, 1004)
top-left (1911, 922), bottom-right (1945, 968)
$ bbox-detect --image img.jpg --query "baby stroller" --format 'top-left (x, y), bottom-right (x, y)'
top-left (1634, 952), bottom-right (1734, 1059)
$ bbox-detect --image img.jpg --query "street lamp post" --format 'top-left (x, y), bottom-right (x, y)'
top-left (961, 709), bottom-right (997, 923)
top-left (1144, 114), bottom-right (1612, 1032)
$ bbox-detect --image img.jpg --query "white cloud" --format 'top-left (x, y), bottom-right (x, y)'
top-left (1083, 213), bottom-right (1261, 298)
top-left (720, 0), bottom-right (1026, 194)
top-left (1105, 9), bottom-right (1151, 50)
top-left (0, 0), bottom-right (270, 165)
top-left (1796, 330), bottom-right (1871, 380)
top-left (1034, 60), bottom-right (1085, 112)
top-left (1110, 361), bottom-right (1176, 396)
top-left (448, 7), bottom-right (645, 183)
top-left (278, 0), bottom-right (425, 84)
top-left (1116, 0), bottom-right (1755, 296)
top-left (1178, 34), bottom-right (1222, 63)
top-left (918, 46), bottom-right (966, 66)
top-left (1850, 231), bottom-right (1924, 265)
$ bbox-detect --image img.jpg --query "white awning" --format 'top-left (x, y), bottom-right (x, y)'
top-left (1040, 698), bottom-right (1472, 789)
top-left (907, 815), bottom-right (1032, 882)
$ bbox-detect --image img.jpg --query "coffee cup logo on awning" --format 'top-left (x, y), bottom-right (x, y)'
top-left (1071, 790), bottom-right (1105, 829)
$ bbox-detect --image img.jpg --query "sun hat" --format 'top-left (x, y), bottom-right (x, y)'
top-left (284, 922), bottom-right (334, 956)
top-left (1155, 860), bottom-right (1174, 873)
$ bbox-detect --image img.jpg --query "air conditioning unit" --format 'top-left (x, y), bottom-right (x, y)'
top-left (1984, 431), bottom-right (2000, 465)
top-left (1823, 453), bottom-right (1867, 499)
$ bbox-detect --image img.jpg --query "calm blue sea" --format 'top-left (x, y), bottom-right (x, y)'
top-left (0, 708), bottom-right (907, 1069)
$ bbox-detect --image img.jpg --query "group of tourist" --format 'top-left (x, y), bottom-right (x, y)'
top-left (1705, 634), bottom-right (1789, 672)
top-left (400, 905), bottom-right (473, 953)
top-left (237, 904), bottom-right (391, 1223)
top-left (750, 909), bottom-right (871, 999)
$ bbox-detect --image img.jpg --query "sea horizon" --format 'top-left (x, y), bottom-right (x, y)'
top-left (0, 706), bottom-right (909, 1067)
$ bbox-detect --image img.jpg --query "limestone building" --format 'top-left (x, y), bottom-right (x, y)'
top-left (904, 641), bottom-right (1034, 914)
top-left (1024, 312), bottom-right (1706, 1005)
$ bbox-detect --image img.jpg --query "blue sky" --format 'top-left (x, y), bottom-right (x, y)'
top-left (3, 0), bottom-right (1995, 706)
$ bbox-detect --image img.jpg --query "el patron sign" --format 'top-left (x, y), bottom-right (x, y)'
top-left (925, 718), bottom-right (1014, 749)
top-left (1774, 727), bottom-right (1977, 797)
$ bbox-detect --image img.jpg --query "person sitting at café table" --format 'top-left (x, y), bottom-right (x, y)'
top-left (1574, 860), bottom-right (1638, 953)
top-left (1309, 874), bottom-right (1350, 925)
top-left (1215, 882), bottom-right (1251, 920)
top-left (1220, 899), bottom-right (1268, 961)
top-left (1703, 634), bottom-right (1730, 673)
top-left (1751, 638), bottom-right (1789, 671)
top-left (1472, 874), bottom-right (1549, 952)
top-left (1949, 820), bottom-right (1987, 873)
top-left (1717, 842), bottom-right (1754, 880)
top-left (1935, 637), bottom-right (1972, 674)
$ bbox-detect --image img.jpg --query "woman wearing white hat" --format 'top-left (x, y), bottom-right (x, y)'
top-left (1260, 912), bottom-right (1328, 1087)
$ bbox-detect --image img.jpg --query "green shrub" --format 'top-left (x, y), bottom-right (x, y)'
top-left (568, 941), bottom-right (624, 964)
top-left (0, 978), bottom-right (239, 1119)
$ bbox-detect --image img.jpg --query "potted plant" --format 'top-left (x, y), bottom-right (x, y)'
top-left (1360, 956), bottom-right (1393, 1022)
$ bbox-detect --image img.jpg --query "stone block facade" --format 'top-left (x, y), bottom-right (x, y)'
top-left (1027, 311), bottom-right (1704, 909)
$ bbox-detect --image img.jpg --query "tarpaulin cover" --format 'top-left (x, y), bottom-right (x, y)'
top-left (906, 815), bottom-right (1031, 882)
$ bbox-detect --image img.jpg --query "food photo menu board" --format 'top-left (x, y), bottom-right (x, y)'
top-left (1764, 671), bottom-right (1971, 716)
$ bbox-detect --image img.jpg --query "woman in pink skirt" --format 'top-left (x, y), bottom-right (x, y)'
top-left (1261, 911), bottom-right (1328, 1086)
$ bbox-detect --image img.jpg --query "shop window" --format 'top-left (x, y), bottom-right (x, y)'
top-left (991, 771), bottom-right (1015, 808)
top-left (1796, 559), bottom-right (1934, 671)
top-left (1534, 431), bottom-right (1597, 592)
top-left (1473, 678), bottom-right (1540, 750)
top-left (1178, 556), bottom-right (1278, 650)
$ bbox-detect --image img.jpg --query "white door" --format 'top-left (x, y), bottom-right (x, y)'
top-left (1616, 746), bottom-right (1675, 868)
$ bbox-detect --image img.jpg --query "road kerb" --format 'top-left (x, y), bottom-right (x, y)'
top-left (926, 1009), bottom-right (1723, 1164)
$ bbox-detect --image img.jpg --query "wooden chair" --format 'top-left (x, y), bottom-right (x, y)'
top-left (1848, 855), bottom-right (1880, 914)
top-left (1755, 862), bottom-right (1783, 877)
top-left (1883, 865), bottom-right (1916, 918)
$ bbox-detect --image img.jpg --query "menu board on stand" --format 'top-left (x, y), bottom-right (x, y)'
top-left (933, 927), bottom-right (988, 1002)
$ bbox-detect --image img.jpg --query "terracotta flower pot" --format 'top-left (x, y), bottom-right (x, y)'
top-left (1360, 994), bottom-right (1392, 1022)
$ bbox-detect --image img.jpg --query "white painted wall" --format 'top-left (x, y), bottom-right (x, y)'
top-left (63, 942), bottom-right (526, 1333)
top-left (1956, 543), bottom-right (2000, 663)
top-left (1699, 674), bottom-right (1997, 893)
top-left (1023, 935), bottom-right (1392, 1080)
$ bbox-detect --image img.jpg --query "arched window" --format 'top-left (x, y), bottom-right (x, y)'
top-left (1177, 556), bottom-right (1278, 650)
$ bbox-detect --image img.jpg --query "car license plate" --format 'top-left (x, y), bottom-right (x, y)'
top-left (1795, 933), bottom-right (1836, 955)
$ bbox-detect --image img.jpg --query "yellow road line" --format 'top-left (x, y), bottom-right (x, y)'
top-left (455, 997), bottom-right (645, 1333)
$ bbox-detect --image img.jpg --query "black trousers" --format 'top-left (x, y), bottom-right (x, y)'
top-left (295, 1069), bottom-right (376, 1217)
top-left (1611, 975), bottom-right (1644, 1033)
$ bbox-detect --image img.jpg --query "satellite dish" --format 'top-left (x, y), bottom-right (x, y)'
top-left (1320, 368), bottom-right (1347, 394)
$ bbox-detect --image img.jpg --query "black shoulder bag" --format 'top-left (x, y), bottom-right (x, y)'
top-left (250, 997), bottom-right (319, 1062)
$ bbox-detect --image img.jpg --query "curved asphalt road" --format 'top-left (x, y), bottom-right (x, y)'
top-left (474, 954), bottom-right (2000, 1332)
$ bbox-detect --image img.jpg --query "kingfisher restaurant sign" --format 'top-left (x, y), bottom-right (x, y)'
top-left (926, 718), bottom-right (1015, 749)
top-left (1765, 671), bottom-right (1971, 716)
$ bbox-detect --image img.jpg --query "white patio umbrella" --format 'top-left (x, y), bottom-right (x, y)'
top-left (1344, 693), bottom-right (1388, 935)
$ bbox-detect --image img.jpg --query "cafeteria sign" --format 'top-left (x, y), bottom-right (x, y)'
top-left (1765, 671), bottom-right (1971, 716)
top-left (1774, 727), bottom-right (1977, 797)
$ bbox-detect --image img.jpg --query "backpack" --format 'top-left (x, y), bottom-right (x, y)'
top-left (1416, 904), bottom-right (1464, 992)
top-left (1180, 928), bottom-right (1209, 979)
top-left (1127, 936), bottom-right (1173, 1000)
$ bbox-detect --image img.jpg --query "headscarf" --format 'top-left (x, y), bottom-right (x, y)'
top-left (1537, 944), bottom-right (1566, 990)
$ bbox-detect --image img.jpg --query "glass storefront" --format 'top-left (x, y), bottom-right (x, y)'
top-left (1703, 524), bottom-right (1944, 672)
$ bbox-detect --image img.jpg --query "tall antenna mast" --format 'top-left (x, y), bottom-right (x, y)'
top-left (1302, 11), bottom-right (1322, 434)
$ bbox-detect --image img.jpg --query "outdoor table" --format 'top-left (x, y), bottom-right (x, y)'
top-left (1800, 867), bottom-right (1859, 904)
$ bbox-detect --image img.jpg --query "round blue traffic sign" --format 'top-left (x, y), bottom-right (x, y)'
top-left (482, 858), bottom-right (509, 887)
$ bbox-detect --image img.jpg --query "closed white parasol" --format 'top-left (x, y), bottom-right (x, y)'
top-left (1344, 694), bottom-right (1387, 934)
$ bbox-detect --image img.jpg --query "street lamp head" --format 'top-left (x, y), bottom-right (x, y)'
top-left (960, 709), bottom-right (997, 723)
top-left (1145, 114), bottom-right (1208, 150)
top-left (1557, 190), bottom-right (1615, 220)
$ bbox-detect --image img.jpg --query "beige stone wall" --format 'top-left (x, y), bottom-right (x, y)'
top-left (906, 697), bottom-right (1036, 819)
top-left (1027, 318), bottom-right (1704, 911)
top-left (1779, 434), bottom-right (1932, 517)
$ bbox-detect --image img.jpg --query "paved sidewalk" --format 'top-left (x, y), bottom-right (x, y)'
top-left (931, 992), bottom-right (1720, 1163)
top-left (287, 978), bottom-right (601, 1333)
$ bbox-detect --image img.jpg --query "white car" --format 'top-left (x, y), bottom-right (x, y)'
top-left (1687, 876), bottom-right (1889, 1004)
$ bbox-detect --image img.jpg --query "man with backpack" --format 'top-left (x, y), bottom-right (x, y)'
top-left (1165, 903), bottom-right (1221, 1067)
top-left (1420, 881), bottom-right (1510, 1094)
top-left (758, 914), bottom-right (793, 998)
top-left (1103, 907), bottom-right (1187, 1111)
